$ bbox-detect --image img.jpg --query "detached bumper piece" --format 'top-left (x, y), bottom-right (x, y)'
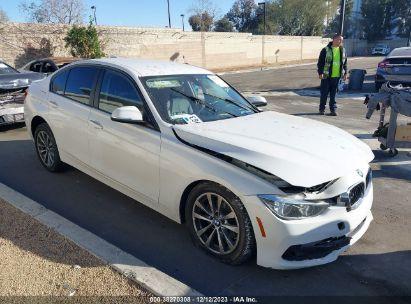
top-left (0, 91), bottom-right (25, 126)
top-left (282, 236), bottom-right (350, 261)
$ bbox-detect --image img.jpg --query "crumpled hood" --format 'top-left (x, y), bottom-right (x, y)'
top-left (0, 72), bottom-right (45, 92)
top-left (173, 111), bottom-right (374, 187)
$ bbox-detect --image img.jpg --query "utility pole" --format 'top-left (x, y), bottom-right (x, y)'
top-left (258, 2), bottom-right (266, 65)
top-left (258, 2), bottom-right (266, 35)
top-left (181, 14), bottom-right (185, 31)
top-left (91, 5), bottom-right (97, 25)
top-left (339, 0), bottom-right (346, 35)
top-left (167, 0), bottom-right (171, 28)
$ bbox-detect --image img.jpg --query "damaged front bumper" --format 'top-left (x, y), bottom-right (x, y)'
top-left (0, 91), bottom-right (25, 126)
top-left (243, 182), bottom-right (373, 269)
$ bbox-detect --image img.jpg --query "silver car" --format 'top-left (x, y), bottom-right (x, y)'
top-left (375, 47), bottom-right (411, 91)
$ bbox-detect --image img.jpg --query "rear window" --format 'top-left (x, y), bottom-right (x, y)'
top-left (64, 67), bottom-right (99, 105)
top-left (387, 58), bottom-right (411, 65)
top-left (51, 70), bottom-right (69, 94)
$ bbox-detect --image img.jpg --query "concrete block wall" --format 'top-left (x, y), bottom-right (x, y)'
top-left (0, 22), bottom-right (329, 70)
top-left (345, 38), bottom-right (409, 56)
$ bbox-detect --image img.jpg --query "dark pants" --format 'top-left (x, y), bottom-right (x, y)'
top-left (319, 77), bottom-right (340, 112)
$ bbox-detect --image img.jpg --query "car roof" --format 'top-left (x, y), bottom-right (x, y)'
top-left (75, 57), bottom-right (212, 77)
top-left (388, 47), bottom-right (411, 58)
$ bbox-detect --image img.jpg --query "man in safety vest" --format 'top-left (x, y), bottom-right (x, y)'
top-left (317, 34), bottom-right (347, 116)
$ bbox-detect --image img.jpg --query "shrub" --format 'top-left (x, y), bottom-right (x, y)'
top-left (64, 21), bottom-right (105, 58)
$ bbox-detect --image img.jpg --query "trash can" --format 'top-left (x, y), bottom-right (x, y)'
top-left (348, 69), bottom-right (367, 90)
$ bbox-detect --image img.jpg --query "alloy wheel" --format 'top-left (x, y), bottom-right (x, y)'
top-left (192, 192), bottom-right (240, 255)
top-left (36, 130), bottom-right (55, 168)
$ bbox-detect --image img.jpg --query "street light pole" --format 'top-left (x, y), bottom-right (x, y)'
top-left (91, 5), bottom-right (97, 25)
top-left (258, 2), bottom-right (266, 35)
top-left (167, 0), bottom-right (171, 28)
top-left (339, 0), bottom-right (346, 35)
top-left (181, 14), bottom-right (185, 31)
top-left (258, 2), bottom-right (266, 65)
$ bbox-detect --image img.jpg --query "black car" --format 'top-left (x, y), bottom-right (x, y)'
top-left (20, 57), bottom-right (79, 75)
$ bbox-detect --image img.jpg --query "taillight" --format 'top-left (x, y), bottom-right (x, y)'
top-left (378, 60), bottom-right (389, 68)
top-left (24, 89), bottom-right (28, 102)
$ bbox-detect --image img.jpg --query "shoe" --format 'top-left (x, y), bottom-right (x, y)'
top-left (319, 111), bottom-right (325, 115)
top-left (330, 111), bottom-right (337, 116)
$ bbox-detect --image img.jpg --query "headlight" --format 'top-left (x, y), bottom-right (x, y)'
top-left (258, 194), bottom-right (329, 220)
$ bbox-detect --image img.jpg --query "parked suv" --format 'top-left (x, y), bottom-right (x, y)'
top-left (25, 58), bottom-right (374, 269)
top-left (375, 47), bottom-right (411, 91)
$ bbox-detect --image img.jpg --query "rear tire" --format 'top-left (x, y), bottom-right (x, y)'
top-left (185, 182), bottom-right (256, 265)
top-left (34, 123), bottom-right (64, 172)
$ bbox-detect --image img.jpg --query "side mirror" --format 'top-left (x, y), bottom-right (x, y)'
top-left (111, 106), bottom-right (144, 124)
top-left (247, 95), bottom-right (268, 107)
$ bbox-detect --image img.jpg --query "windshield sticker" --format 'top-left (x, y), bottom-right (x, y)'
top-left (207, 75), bottom-right (229, 88)
top-left (170, 114), bottom-right (202, 124)
top-left (146, 79), bottom-right (181, 89)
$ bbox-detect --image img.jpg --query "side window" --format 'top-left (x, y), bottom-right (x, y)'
top-left (51, 70), bottom-right (69, 95)
top-left (30, 62), bottom-right (42, 73)
top-left (42, 62), bottom-right (57, 74)
top-left (98, 70), bottom-right (144, 114)
top-left (64, 67), bottom-right (98, 105)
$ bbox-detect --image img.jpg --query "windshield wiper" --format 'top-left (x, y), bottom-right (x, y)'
top-left (170, 88), bottom-right (238, 118)
top-left (201, 92), bottom-right (256, 113)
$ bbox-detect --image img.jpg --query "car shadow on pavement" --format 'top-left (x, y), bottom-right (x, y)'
top-left (1, 139), bottom-right (411, 296)
top-left (0, 122), bottom-right (26, 133)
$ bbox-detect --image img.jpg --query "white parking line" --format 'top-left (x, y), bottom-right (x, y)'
top-left (219, 57), bottom-right (368, 75)
top-left (242, 90), bottom-right (367, 100)
top-left (0, 182), bottom-right (203, 297)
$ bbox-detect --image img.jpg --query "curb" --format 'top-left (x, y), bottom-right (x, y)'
top-left (0, 182), bottom-right (203, 297)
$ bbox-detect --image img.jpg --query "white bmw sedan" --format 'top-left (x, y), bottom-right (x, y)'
top-left (25, 58), bottom-right (374, 269)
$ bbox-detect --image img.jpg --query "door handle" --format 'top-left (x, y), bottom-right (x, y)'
top-left (90, 119), bottom-right (103, 130)
top-left (49, 100), bottom-right (59, 108)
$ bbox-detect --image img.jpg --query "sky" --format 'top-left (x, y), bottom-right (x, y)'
top-left (0, 0), bottom-right (241, 30)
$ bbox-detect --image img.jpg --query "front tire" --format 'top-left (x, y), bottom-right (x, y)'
top-left (185, 182), bottom-right (255, 265)
top-left (34, 123), bottom-right (64, 172)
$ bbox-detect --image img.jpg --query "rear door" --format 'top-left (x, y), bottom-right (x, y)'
top-left (88, 68), bottom-right (161, 204)
top-left (47, 66), bottom-right (100, 164)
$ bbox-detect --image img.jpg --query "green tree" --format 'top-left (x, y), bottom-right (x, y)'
top-left (214, 17), bottom-right (234, 32)
top-left (188, 12), bottom-right (214, 31)
top-left (324, 0), bottom-right (354, 37)
top-left (391, 0), bottom-right (411, 38)
top-left (64, 20), bottom-right (105, 58)
top-left (361, 0), bottom-right (393, 40)
top-left (226, 0), bottom-right (257, 32)
top-left (263, 0), bottom-right (328, 36)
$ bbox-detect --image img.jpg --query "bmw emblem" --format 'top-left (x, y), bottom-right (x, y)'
top-left (357, 169), bottom-right (363, 177)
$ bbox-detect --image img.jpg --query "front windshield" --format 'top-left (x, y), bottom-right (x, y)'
top-left (141, 74), bottom-right (257, 124)
top-left (0, 62), bottom-right (18, 75)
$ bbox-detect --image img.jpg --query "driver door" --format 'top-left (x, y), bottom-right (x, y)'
top-left (88, 68), bottom-right (161, 205)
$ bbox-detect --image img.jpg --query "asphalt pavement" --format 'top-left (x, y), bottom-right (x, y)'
top-left (0, 57), bottom-right (410, 298)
